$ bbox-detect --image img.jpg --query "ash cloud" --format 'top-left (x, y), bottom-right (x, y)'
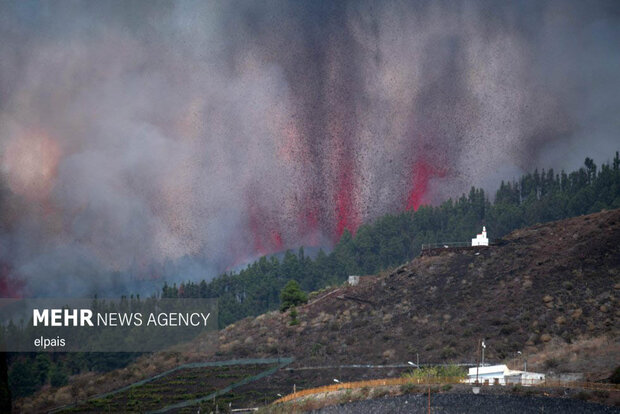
top-left (0, 0), bottom-right (619, 296)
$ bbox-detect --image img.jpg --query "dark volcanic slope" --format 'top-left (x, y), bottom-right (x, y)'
top-left (313, 393), bottom-right (619, 414)
top-left (217, 209), bottom-right (620, 374)
top-left (20, 210), bottom-right (620, 413)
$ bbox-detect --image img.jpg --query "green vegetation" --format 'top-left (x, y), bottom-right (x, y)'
top-left (7, 352), bottom-right (140, 398)
top-left (7, 354), bottom-right (70, 398)
top-left (6, 154), bottom-right (620, 401)
top-left (58, 364), bottom-right (272, 413)
top-left (401, 364), bottom-right (467, 381)
top-left (49, 364), bottom-right (69, 388)
top-left (7, 359), bottom-right (38, 398)
top-left (280, 280), bottom-right (308, 312)
top-left (400, 382), bottom-right (418, 394)
top-left (164, 153), bottom-right (620, 328)
top-left (289, 307), bottom-right (299, 326)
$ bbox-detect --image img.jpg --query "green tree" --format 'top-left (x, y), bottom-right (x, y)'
top-left (49, 364), bottom-right (68, 388)
top-left (280, 280), bottom-right (307, 312)
top-left (289, 307), bottom-right (299, 326)
top-left (34, 354), bottom-right (51, 385)
top-left (8, 359), bottom-right (38, 398)
top-left (173, 153), bottom-right (620, 331)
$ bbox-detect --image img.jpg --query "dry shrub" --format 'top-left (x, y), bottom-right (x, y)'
top-left (527, 335), bottom-right (618, 374)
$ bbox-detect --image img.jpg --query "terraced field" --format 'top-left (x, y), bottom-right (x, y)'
top-left (59, 364), bottom-right (276, 413)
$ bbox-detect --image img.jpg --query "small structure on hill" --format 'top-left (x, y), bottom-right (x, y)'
top-left (347, 275), bottom-right (374, 286)
top-left (420, 226), bottom-right (492, 255)
top-left (467, 364), bottom-right (545, 386)
top-left (471, 226), bottom-right (489, 246)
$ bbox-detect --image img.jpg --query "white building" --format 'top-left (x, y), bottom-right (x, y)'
top-left (467, 364), bottom-right (545, 386)
top-left (471, 226), bottom-right (489, 246)
top-left (348, 275), bottom-right (374, 286)
top-left (348, 275), bottom-right (360, 286)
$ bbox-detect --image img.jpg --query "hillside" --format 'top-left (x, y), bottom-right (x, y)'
top-left (171, 154), bottom-right (620, 329)
top-left (216, 208), bottom-right (619, 374)
top-left (17, 209), bottom-right (620, 412)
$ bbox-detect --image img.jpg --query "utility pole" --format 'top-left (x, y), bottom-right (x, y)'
top-left (427, 369), bottom-right (431, 414)
top-left (476, 339), bottom-right (481, 384)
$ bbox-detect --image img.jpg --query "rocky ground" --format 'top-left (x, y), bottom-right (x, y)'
top-left (312, 393), bottom-right (619, 414)
top-left (216, 208), bottom-right (620, 376)
top-left (18, 209), bottom-right (620, 412)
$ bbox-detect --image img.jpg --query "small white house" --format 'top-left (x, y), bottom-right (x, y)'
top-left (348, 275), bottom-right (360, 286)
top-left (467, 364), bottom-right (545, 386)
top-left (468, 364), bottom-right (508, 384)
top-left (471, 226), bottom-right (489, 246)
top-left (348, 275), bottom-right (374, 286)
top-left (505, 371), bottom-right (546, 386)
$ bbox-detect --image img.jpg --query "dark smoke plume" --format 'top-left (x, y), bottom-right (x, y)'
top-left (1, 0), bottom-right (619, 296)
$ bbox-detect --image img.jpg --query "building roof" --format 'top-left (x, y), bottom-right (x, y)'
top-left (467, 365), bottom-right (544, 378)
top-left (468, 364), bottom-right (508, 375)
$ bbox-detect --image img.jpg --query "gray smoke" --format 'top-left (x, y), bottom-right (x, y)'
top-left (0, 0), bottom-right (618, 296)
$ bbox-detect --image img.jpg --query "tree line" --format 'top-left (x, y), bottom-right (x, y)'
top-left (163, 153), bottom-right (620, 328)
top-left (4, 153), bottom-right (620, 401)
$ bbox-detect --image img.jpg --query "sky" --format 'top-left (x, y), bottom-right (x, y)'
top-left (1, 0), bottom-right (619, 296)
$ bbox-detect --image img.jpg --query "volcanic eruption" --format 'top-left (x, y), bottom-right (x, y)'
top-left (0, 1), bottom-right (619, 295)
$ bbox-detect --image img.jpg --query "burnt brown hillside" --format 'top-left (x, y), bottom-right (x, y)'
top-left (217, 208), bottom-right (620, 375)
top-left (17, 209), bottom-right (620, 412)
